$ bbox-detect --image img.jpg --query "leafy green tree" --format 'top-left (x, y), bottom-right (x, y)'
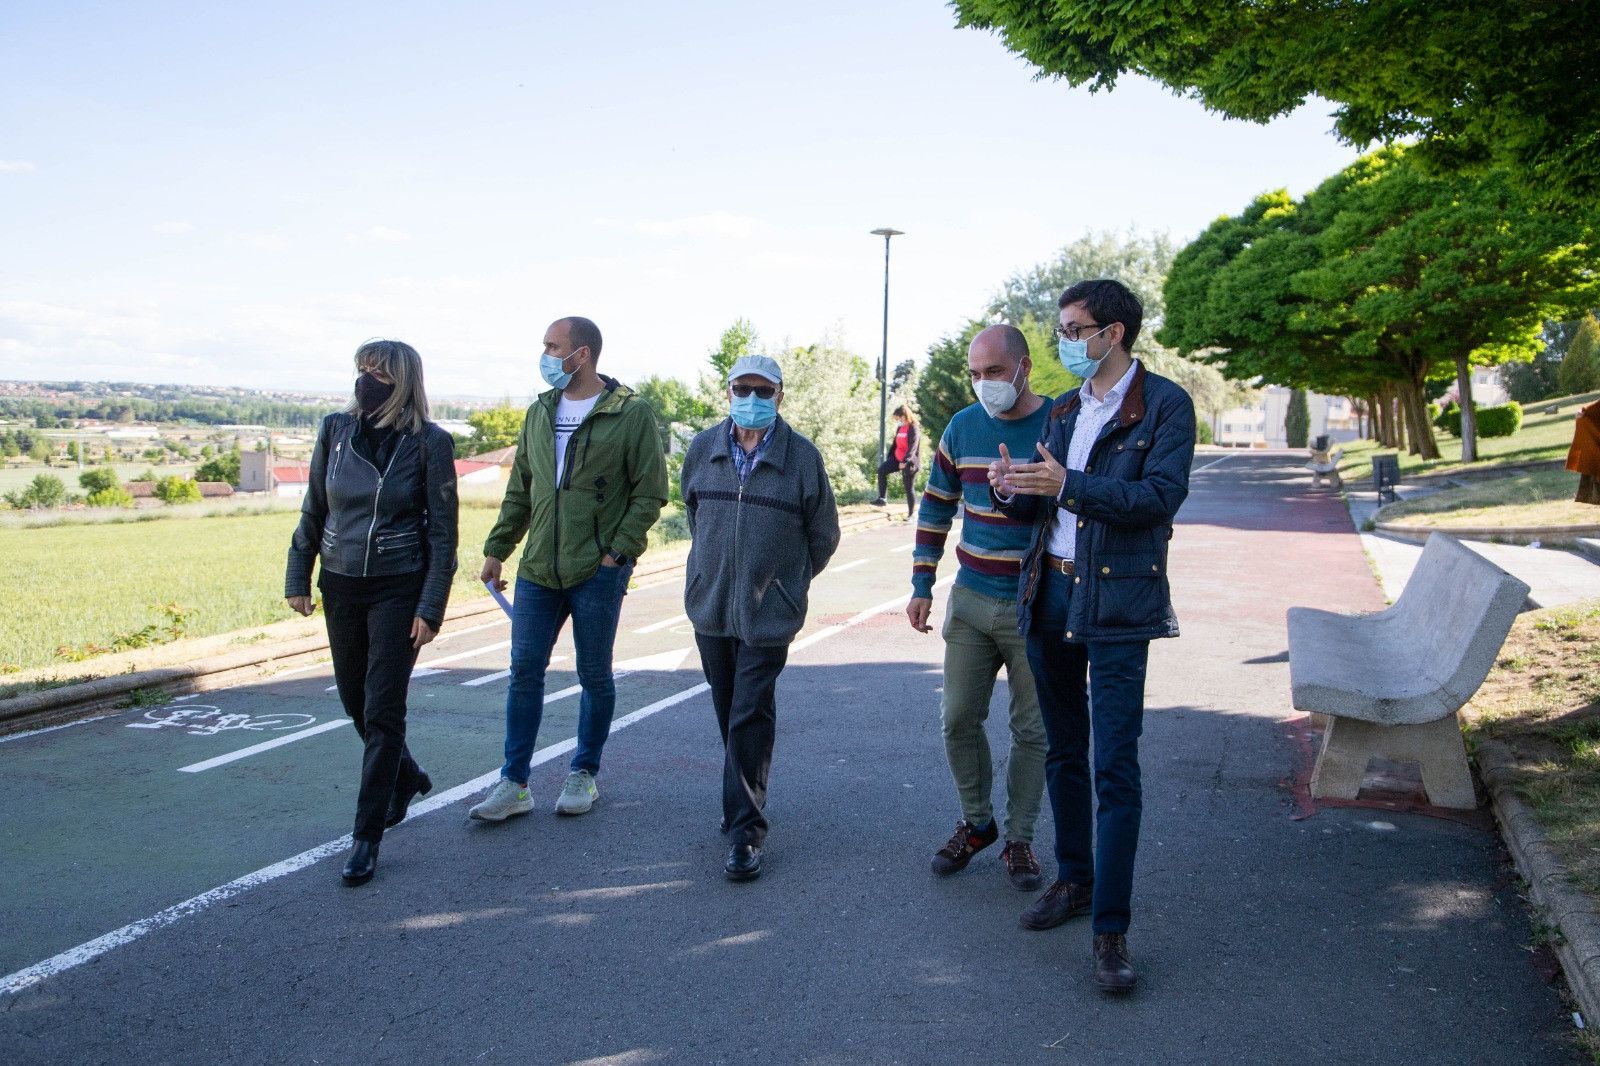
top-left (28, 439), bottom-right (50, 462)
top-left (773, 338), bottom-right (880, 496)
top-left (195, 448), bottom-right (242, 485)
top-left (950, 0), bottom-right (1600, 204)
top-left (708, 318), bottom-right (760, 383)
top-left (636, 375), bottom-right (717, 452)
top-left (154, 475), bottom-right (202, 504)
top-left (1558, 314), bottom-right (1600, 396)
top-left (1162, 148), bottom-right (1600, 461)
top-left (1284, 389), bottom-right (1310, 449)
top-left (4, 474), bottom-right (67, 510)
top-left (79, 468), bottom-right (133, 508)
top-left (1, 435), bottom-right (18, 458)
top-left (465, 406), bottom-right (524, 454)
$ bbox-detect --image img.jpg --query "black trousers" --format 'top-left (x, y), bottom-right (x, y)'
top-left (321, 574), bottom-right (427, 843)
top-left (695, 633), bottom-right (790, 847)
top-left (876, 458), bottom-right (915, 514)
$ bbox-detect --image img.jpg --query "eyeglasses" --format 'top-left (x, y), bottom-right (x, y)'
top-left (1055, 321), bottom-right (1104, 342)
top-left (730, 384), bottom-right (777, 399)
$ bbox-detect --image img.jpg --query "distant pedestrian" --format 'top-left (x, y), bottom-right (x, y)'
top-left (908, 324), bottom-right (1051, 895)
top-left (1567, 399), bottom-right (1600, 504)
top-left (469, 316), bottom-right (668, 824)
top-left (285, 339), bottom-right (459, 887)
top-left (992, 279), bottom-right (1196, 993)
top-left (873, 405), bottom-right (920, 518)
top-left (681, 354), bottom-right (840, 882)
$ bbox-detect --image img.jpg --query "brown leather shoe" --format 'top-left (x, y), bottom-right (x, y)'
top-left (930, 819), bottom-right (998, 876)
top-left (1018, 879), bottom-right (1092, 930)
top-left (1093, 933), bottom-right (1137, 993)
top-left (1000, 840), bottom-right (1043, 892)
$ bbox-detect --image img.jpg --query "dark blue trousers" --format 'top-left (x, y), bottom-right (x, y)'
top-left (1024, 565), bottom-right (1150, 935)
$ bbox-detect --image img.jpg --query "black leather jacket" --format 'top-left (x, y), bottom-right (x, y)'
top-left (285, 412), bottom-right (459, 626)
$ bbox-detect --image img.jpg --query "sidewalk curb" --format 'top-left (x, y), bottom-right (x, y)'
top-left (0, 511), bottom-right (893, 729)
top-left (1375, 520), bottom-right (1600, 547)
top-left (1477, 738), bottom-right (1600, 1027)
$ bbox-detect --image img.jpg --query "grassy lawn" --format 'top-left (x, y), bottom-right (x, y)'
top-left (1338, 388), bottom-right (1599, 481)
top-left (0, 461), bottom-right (198, 495)
top-left (0, 501), bottom-right (688, 671)
top-left (1376, 468), bottom-right (1598, 529)
top-left (1463, 601), bottom-right (1600, 895)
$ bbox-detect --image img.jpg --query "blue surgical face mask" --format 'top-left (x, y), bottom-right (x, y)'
top-left (730, 393), bottom-right (778, 430)
top-left (540, 350), bottom-right (576, 390)
top-left (1058, 323), bottom-right (1113, 379)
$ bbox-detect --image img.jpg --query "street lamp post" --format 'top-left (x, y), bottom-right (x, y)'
top-left (870, 228), bottom-right (903, 470)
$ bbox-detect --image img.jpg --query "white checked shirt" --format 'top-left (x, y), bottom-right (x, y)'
top-left (1045, 359), bottom-right (1140, 561)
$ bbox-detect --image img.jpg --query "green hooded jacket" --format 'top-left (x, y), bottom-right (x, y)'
top-left (483, 376), bottom-right (669, 589)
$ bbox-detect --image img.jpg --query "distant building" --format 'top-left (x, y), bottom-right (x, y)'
top-left (1211, 387), bottom-right (1362, 448)
top-left (239, 450), bottom-right (311, 496)
top-left (454, 459), bottom-right (502, 486)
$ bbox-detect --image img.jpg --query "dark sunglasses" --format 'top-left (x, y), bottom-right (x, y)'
top-left (730, 384), bottom-right (777, 399)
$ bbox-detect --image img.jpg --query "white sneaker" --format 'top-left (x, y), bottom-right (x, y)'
top-left (468, 779), bottom-right (533, 821)
top-left (555, 770), bottom-right (599, 815)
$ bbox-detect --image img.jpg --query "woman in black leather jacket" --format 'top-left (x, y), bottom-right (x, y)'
top-left (285, 339), bottom-right (459, 886)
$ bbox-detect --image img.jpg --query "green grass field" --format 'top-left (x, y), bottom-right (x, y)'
top-left (0, 462), bottom-right (199, 495)
top-left (0, 502), bottom-right (686, 671)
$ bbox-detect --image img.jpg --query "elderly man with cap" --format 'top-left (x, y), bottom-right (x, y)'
top-left (680, 354), bottom-right (840, 881)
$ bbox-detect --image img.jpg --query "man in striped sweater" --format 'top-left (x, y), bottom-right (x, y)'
top-left (906, 324), bottom-right (1052, 892)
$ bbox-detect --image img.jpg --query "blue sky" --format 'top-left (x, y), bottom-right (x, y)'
top-left (0, 1), bottom-right (1360, 399)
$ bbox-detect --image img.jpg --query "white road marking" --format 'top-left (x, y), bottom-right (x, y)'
top-left (462, 669), bottom-right (510, 687)
top-left (830, 559), bottom-right (868, 573)
top-left (889, 543), bottom-right (915, 553)
top-left (177, 719), bottom-right (350, 773)
top-left (633, 612), bottom-right (688, 634)
top-left (0, 590), bottom-right (906, 994)
top-left (0, 712), bottom-right (126, 746)
top-left (1194, 454), bottom-right (1233, 473)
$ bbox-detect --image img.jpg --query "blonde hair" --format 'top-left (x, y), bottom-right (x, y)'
top-left (348, 339), bottom-right (430, 434)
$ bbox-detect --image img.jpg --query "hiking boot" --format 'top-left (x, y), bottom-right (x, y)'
top-left (468, 779), bottom-right (533, 822)
top-left (1019, 879), bottom-right (1093, 930)
top-left (555, 770), bottom-right (599, 815)
top-left (1093, 933), bottom-right (1137, 993)
top-left (1000, 840), bottom-right (1043, 892)
top-left (930, 818), bottom-right (998, 876)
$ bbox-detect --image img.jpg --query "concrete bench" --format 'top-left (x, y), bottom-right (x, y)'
top-left (1287, 533), bottom-right (1530, 809)
top-left (1306, 446), bottom-right (1343, 489)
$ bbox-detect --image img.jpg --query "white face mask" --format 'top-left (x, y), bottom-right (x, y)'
top-left (975, 360), bottom-right (1024, 418)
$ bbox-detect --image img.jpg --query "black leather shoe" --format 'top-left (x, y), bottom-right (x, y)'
top-left (385, 768), bottom-right (433, 828)
top-left (341, 840), bottom-right (379, 886)
top-left (725, 843), bottom-right (762, 882)
top-left (1093, 933), bottom-right (1137, 993)
top-left (1018, 879), bottom-right (1093, 930)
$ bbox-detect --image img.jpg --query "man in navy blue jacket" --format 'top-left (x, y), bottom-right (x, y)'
top-left (991, 279), bottom-right (1195, 994)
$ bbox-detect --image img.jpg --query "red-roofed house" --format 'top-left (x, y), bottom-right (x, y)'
top-left (454, 459), bottom-right (502, 486)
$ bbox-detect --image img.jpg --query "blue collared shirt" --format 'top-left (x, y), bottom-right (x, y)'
top-left (727, 421), bottom-right (775, 483)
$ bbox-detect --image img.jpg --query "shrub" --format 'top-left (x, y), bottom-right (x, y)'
top-left (1196, 421), bottom-right (1214, 445)
top-left (1434, 403), bottom-right (1462, 436)
top-left (1476, 401), bottom-right (1523, 438)
top-left (4, 473), bottom-right (68, 510)
top-left (154, 475), bottom-right (202, 504)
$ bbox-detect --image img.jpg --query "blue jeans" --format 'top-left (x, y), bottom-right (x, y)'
top-left (501, 565), bottom-right (632, 784)
top-left (1025, 565), bottom-right (1149, 935)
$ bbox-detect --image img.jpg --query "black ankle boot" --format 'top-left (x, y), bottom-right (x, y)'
top-left (342, 840), bottom-right (379, 886)
top-left (385, 768), bottom-right (434, 828)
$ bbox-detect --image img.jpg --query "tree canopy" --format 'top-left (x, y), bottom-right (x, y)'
top-left (951, 0), bottom-right (1600, 205)
top-left (1160, 147), bottom-right (1600, 458)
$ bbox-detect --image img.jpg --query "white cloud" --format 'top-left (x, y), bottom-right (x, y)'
top-left (151, 221), bottom-right (194, 234)
top-left (596, 211), bottom-right (767, 240)
top-left (0, 160), bottom-right (36, 173)
top-left (237, 232), bottom-right (289, 251)
top-left (346, 226), bottom-right (412, 244)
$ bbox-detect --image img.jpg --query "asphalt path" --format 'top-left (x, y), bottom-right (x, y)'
top-left (0, 455), bottom-right (1581, 1063)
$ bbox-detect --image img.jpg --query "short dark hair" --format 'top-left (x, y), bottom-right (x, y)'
top-left (992, 322), bottom-right (1031, 365)
top-left (1058, 279), bottom-right (1143, 352)
top-left (556, 316), bottom-right (603, 361)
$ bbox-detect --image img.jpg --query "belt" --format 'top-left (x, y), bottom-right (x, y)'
top-left (1042, 554), bottom-right (1075, 576)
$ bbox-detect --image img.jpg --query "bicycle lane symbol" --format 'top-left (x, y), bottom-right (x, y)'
top-left (126, 706), bottom-right (319, 737)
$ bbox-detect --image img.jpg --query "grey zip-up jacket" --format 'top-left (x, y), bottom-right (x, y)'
top-left (680, 417), bottom-right (840, 647)
top-left (285, 412), bottom-right (459, 627)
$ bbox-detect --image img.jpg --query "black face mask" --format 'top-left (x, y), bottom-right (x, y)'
top-left (355, 372), bottom-right (396, 415)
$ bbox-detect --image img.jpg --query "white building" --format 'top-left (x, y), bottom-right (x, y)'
top-left (1212, 387), bottom-right (1361, 448)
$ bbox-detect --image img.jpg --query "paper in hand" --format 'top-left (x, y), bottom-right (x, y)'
top-left (485, 581), bottom-right (513, 617)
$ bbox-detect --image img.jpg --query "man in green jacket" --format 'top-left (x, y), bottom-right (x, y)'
top-left (469, 316), bottom-right (668, 822)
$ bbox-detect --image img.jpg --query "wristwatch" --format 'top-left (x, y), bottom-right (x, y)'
top-left (606, 550), bottom-right (631, 567)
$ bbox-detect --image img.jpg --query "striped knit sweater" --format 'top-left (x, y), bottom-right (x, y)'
top-left (911, 398), bottom-right (1052, 601)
